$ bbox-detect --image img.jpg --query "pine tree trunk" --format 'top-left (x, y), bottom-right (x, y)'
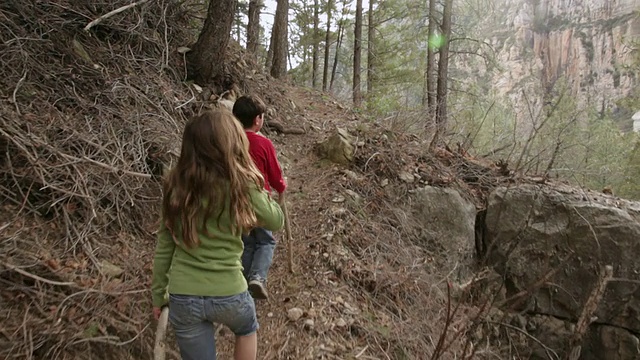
top-left (186, 0), bottom-right (236, 84)
top-left (236, 5), bottom-right (241, 42)
top-left (312, 0), bottom-right (320, 88)
top-left (330, 15), bottom-right (345, 91)
top-left (322, 0), bottom-right (333, 91)
top-left (270, 0), bottom-right (289, 78)
top-left (247, 0), bottom-right (261, 57)
top-left (423, 0), bottom-right (437, 111)
top-left (265, 25), bottom-right (275, 70)
top-left (366, 0), bottom-right (375, 100)
top-left (353, 0), bottom-right (363, 107)
top-left (432, 0), bottom-right (453, 148)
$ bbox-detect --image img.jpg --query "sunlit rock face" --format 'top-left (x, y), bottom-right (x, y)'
top-left (482, 0), bottom-right (639, 122)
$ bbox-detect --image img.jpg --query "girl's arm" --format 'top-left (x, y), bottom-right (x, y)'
top-left (249, 186), bottom-right (284, 232)
top-left (151, 221), bottom-right (175, 308)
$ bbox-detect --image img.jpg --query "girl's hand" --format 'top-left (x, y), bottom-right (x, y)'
top-left (153, 306), bottom-right (163, 320)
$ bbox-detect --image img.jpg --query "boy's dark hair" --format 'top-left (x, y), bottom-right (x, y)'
top-left (232, 95), bottom-right (267, 129)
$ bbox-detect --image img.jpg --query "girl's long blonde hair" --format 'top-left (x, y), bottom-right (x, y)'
top-left (162, 109), bottom-right (265, 248)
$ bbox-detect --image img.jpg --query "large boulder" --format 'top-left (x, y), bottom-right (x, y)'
top-left (483, 184), bottom-right (640, 358)
top-left (413, 186), bottom-right (477, 278)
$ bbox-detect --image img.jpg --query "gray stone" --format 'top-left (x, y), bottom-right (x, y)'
top-left (412, 186), bottom-right (477, 278)
top-left (484, 184), bottom-right (640, 340)
top-left (583, 325), bottom-right (640, 360)
top-left (399, 171), bottom-right (415, 183)
top-left (316, 128), bottom-right (355, 165)
top-left (287, 307), bottom-right (304, 321)
top-left (100, 260), bottom-right (124, 278)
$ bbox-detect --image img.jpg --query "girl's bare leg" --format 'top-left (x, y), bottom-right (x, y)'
top-left (234, 333), bottom-right (257, 360)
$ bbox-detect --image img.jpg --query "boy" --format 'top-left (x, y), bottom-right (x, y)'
top-left (232, 95), bottom-right (286, 300)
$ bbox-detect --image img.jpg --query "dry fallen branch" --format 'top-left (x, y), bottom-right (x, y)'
top-left (566, 265), bottom-right (613, 360)
top-left (1, 261), bottom-right (76, 287)
top-left (84, 0), bottom-right (151, 32)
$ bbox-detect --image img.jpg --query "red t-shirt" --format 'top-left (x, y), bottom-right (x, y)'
top-left (245, 131), bottom-right (286, 194)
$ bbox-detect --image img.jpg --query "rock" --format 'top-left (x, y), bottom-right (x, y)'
top-left (335, 318), bottom-right (348, 328)
top-left (287, 307), bottom-right (304, 322)
top-left (332, 195), bottom-right (346, 203)
top-left (304, 319), bottom-right (315, 330)
top-left (484, 184), bottom-right (640, 359)
top-left (380, 179), bottom-right (389, 187)
top-left (484, 185), bottom-right (640, 335)
top-left (343, 301), bottom-right (360, 315)
top-left (330, 207), bottom-right (347, 218)
top-left (527, 315), bottom-right (572, 357)
top-left (344, 189), bottom-right (363, 207)
top-left (412, 186), bottom-right (477, 278)
top-left (342, 169), bottom-right (363, 181)
top-left (315, 128), bottom-right (355, 165)
top-left (584, 325), bottom-right (640, 360)
top-left (100, 260), bottom-right (124, 278)
top-left (510, 314), bottom-right (527, 329)
top-left (398, 171), bottom-right (415, 183)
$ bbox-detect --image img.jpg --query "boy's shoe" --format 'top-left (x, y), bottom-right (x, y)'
top-left (248, 279), bottom-right (269, 300)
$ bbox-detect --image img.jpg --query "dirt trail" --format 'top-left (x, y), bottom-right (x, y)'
top-left (207, 86), bottom-right (368, 359)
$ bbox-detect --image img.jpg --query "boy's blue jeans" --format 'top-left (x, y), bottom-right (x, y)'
top-left (241, 227), bottom-right (275, 282)
top-left (168, 291), bottom-right (258, 360)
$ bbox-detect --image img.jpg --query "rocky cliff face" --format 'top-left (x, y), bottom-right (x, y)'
top-left (489, 0), bottom-right (639, 123)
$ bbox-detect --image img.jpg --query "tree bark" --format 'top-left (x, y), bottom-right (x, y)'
top-left (366, 0), bottom-right (375, 100)
top-left (270, 0), bottom-right (289, 78)
top-left (432, 0), bottom-right (453, 148)
top-left (353, 0), bottom-right (363, 107)
top-left (265, 24), bottom-right (275, 70)
top-left (423, 0), bottom-right (437, 112)
top-left (247, 0), bottom-right (262, 57)
top-left (330, 10), bottom-right (346, 91)
top-left (186, 0), bottom-right (236, 84)
top-left (312, 0), bottom-right (320, 88)
top-left (322, 0), bottom-right (333, 91)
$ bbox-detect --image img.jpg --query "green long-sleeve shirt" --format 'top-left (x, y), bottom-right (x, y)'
top-left (151, 186), bottom-right (284, 307)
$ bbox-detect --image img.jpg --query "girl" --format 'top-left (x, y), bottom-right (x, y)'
top-left (151, 109), bottom-right (284, 360)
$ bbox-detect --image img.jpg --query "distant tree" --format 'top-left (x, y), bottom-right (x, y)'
top-left (331, 2), bottom-right (350, 91)
top-left (353, 0), bottom-right (363, 106)
top-left (265, 23), bottom-right (276, 69)
top-left (423, 0), bottom-right (437, 112)
top-left (431, 0), bottom-right (453, 148)
top-left (322, 0), bottom-right (334, 91)
top-left (366, 0), bottom-right (376, 99)
top-left (270, 0), bottom-right (289, 78)
top-left (312, 0), bottom-right (320, 88)
top-left (186, 0), bottom-right (236, 84)
top-left (235, 1), bottom-right (249, 43)
top-left (247, 0), bottom-right (262, 57)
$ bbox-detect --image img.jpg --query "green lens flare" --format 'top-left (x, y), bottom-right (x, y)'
top-left (429, 34), bottom-right (445, 50)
